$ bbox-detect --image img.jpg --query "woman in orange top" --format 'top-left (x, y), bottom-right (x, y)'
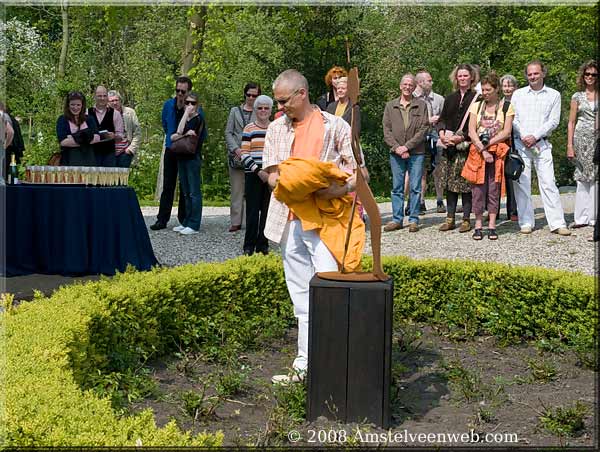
top-left (466, 72), bottom-right (514, 240)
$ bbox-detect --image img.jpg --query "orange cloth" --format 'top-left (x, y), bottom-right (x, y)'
top-left (461, 142), bottom-right (510, 197)
top-left (274, 157), bottom-right (365, 272)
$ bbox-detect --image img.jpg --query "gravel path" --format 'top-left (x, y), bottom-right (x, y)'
top-left (143, 192), bottom-right (595, 276)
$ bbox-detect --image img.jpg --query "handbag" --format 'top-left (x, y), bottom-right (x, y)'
top-left (170, 119), bottom-right (204, 156)
top-left (505, 151), bottom-right (525, 181)
top-left (170, 134), bottom-right (198, 156)
top-left (502, 100), bottom-right (525, 181)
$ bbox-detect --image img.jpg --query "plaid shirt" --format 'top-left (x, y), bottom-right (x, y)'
top-left (263, 106), bottom-right (356, 244)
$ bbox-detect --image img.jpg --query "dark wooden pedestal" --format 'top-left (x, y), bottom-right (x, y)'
top-left (306, 274), bottom-right (394, 428)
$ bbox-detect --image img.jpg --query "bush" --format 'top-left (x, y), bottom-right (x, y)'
top-left (1, 254), bottom-right (595, 446)
top-left (1, 255), bottom-right (290, 447)
top-left (375, 256), bottom-right (596, 348)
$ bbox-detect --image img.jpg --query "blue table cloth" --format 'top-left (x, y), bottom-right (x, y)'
top-left (2, 184), bottom-right (159, 277)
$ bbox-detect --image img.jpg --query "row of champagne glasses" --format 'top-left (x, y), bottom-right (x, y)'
top-left (25, 166), bottom-right (130, 186)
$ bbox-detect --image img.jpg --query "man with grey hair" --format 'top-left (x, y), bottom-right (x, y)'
top-left (108, 90), bottom-right (142, 168)
top-left (263, 69), bottom-right (357, 384)
top-left (414, 69), bottom-right (446, 213)
top-left (382, 73), bottom-right (429, 232)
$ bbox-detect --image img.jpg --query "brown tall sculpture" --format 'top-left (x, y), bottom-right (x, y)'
top-left (318, 43), bottom-right (389, 282)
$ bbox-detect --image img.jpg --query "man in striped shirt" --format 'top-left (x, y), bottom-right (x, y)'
top-left (263, 69), bottom-right (357, 384)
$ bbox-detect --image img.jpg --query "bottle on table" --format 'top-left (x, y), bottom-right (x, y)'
top-left (8, 154), bottom-right (18, 185)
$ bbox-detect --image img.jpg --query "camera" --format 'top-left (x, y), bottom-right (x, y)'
top-left (479, 129), bottom-right (491, 146)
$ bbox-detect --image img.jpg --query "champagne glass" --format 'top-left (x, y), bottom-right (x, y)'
top-left (30, 166), bottom-right (38, 183)
top-left (81, 167), bottom-right (89, 185)
top-left (56, 166), bottom-right (66, 183)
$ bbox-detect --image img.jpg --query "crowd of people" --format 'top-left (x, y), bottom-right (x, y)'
top-left (1, 60), bottom-right (596, 385)
top-left (1, 60), bottom-right (596, 245)
top-left (56, 86), bottom-right (141, 168)
top-left (379, 60), bottom-right (598, 240)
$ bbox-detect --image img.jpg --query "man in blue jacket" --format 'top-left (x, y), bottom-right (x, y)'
top-left (151, 76), bottom-right (207, 230)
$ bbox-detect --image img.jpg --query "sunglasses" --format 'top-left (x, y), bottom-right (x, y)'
top-left (584, 72), bottom-right (598, 77)
top-left (256, 106), bottom-right (271, 111)
top-left (185, 100), bottom-right (197, 105)
top-left (176, 89), bottom-right (188, 94)
top-left (275, 89), bottom-right (301, 106)
top-left (245, 93), bottom-right (258, 98)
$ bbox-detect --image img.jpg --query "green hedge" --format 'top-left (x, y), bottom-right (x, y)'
top-left (375, 256), bottom-right (596, 349)
top-left (1, 255), bottom-right (595, 446)
top-left (1, 255), bottom-right (291, 447)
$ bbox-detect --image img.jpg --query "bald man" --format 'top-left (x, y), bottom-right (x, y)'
top-left (88, 85), bottom-right (124, 167)
top-left (263, 69), bottom-right (357, 384)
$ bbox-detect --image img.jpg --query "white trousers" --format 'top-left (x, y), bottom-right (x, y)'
top-left (574, 180), bottom-right (597, 226)
top-left (280, 219), bottom-right (338, 372)
top-left (228, 166), bottom-right (245, 226)
top-left (513, 144), bottom-right (566, 231)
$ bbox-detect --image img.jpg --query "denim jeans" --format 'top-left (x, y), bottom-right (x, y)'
top-left (390, 153), bottom-right (425, 224)
top-left (177, 155), bottom-right (203, 231)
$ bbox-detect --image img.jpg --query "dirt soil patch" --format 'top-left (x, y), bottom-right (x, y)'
top-left (128, 324), bottom-right (596, 448)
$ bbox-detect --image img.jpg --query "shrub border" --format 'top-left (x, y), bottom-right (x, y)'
top-left (1, 255), bottom-right (596, 446)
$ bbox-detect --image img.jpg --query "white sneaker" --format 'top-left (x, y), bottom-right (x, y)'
top-left (520, 226), bottom-right (533, 234)
top-left (172, 225), bottom-right (185, 232)
top-left (180, 227), bottom-right (199, 235)
top-left (271, 370), bottom-right (305, 385)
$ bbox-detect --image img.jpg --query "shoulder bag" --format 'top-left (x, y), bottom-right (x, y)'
top-left (502, 101), bottom-right (525, 181)
top-left (170, 118), bottom-right (204, 156)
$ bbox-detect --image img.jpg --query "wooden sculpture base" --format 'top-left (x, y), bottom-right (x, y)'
top-left (317, 271), bottom-right (391, 282)
top-left (307, 274), bottom-right (394, 428)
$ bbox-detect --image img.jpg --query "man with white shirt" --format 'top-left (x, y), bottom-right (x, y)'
top-left (510, 60), bottom-right (570, 236)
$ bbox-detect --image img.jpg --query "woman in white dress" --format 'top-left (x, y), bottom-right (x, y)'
top-left (567, 60), bottom-right (598, 229)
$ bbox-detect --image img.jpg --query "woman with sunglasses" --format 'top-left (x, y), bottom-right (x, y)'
top-left (567, 60), bottom-right (598, 230)
top-left (238, 95), bottom-right (273, 255)
top-left (170, 92), bottom-right (205, 235)
top-left (56, 91), bottom-right (100, 166)
top-left (225, 82), bottom-right (260, 232)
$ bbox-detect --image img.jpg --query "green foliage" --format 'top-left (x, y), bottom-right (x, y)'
top-left (369, 256), bottom-right (597, 351)
top-left (1, 253), bottom-right (595, 446)
top-left (5, 5), bottom-right (596, 199)
top-left (262, 379), bottom-right (307, 444)
top-left (178, 385), bottom-right (221, 421)
top-left (441, 359), bottom-right (486, 403)
top-left (527, 358), bottom-right (559, 383)
top-left (539, 401), bottom-right (588, 437)
top-left (1, 254), bottom-right (288, 447)
top-left (215, 366), bottom-right (249, 397)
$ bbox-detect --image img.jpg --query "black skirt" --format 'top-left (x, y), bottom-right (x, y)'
top-left (61, 143), bottom-right (96, 166)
